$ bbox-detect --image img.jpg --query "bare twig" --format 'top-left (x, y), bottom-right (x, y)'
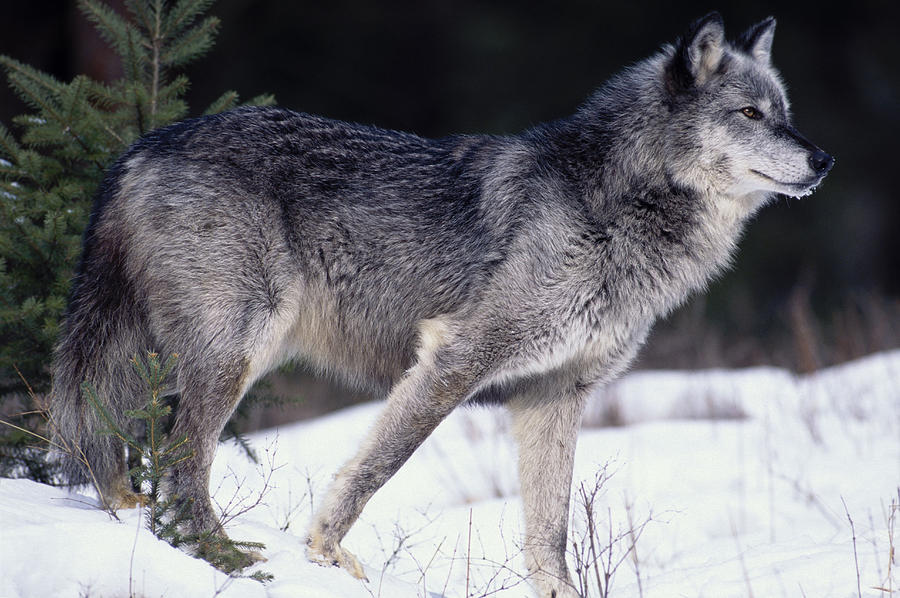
top-left (625, 495), bottom-right (645, 598)
top-left (569, 464), bottom-right (653, 598)
top-left (373, 514), bottom-right (438, 597)
top-left (129, 505), bottom-right (141, 598)
top-left (441, 534), bottom-right (460, 598)
top-left (150, 0), bottom-right (161, 119)
top-left (842, 497), bottom-right (863, 598)
top-left (466, 508), bottom-right (473, 598)
top-left (730, 513), bottom-right (755, 598)
top-left (6, 365), bottom-right (118, 520)
top-left (214, 438), bottom-right (283, 528)
top-left (871, 490), bottom-right (898, 595)
top-left (304, 467), bottom-right (316, 515)
top-left (775, 470), bottom-right (842, 529)
top-left (415, 536), bottom-right (446, 588)
top-left (888, 490), bottom-right (898, 593)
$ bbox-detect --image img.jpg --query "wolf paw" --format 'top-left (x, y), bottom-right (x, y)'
top-left (306, 534), bottom-right (368, 582)
top-left (539, 578), bottom-right (581, 598)
top-left (548, 585), bottom-right (581, 598)
top-left (108, 489), bottom-right (148, 510)
top-left (529, 567), bottom-right (581, 598)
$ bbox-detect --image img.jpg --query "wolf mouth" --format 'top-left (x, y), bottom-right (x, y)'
top-left (750, 169), bottom-right (821, 190)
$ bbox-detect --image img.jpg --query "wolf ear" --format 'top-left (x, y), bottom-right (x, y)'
top-left (738, 16), bottom-right (776, 65)
top-left (668, 12), bottom-right (726, 92)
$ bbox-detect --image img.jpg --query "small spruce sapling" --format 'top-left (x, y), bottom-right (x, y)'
top-left (84, 351), bottom-right (270, 577)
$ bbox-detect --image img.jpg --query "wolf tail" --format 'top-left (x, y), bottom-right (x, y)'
top-left (50, 162), bottom-right (152, 493)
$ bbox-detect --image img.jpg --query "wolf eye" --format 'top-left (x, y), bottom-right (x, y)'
top-left (741, 106), bottom-right (763, 120)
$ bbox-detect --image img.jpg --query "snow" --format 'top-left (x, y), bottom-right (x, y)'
top-left (1, 350), bottom-right (898, 598)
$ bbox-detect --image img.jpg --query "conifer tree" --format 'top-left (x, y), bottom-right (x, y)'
top-left (0, 0), bottom-right (273, 471)
top-left (0, 0), bottom-right (273, 394)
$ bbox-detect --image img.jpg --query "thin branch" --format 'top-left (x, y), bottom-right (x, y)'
top-left (842, 497), bottom-right (863, 598)
top-left (466, 508), bottom-right (473, 598)
top-left (150, 0), bottom-right (162, 119)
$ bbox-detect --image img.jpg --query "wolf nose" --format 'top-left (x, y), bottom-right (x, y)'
top-left (809, 150), bottom-right (834, 174)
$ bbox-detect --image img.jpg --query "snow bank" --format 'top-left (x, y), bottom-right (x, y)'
top-left (1, 351), bottom-right (897, 597)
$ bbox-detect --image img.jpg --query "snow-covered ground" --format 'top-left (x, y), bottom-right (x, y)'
top-left (1, 351), bottom-right (898, 598)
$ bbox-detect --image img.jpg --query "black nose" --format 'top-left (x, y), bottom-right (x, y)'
top-left (809, 149), bottom-right (834, 174)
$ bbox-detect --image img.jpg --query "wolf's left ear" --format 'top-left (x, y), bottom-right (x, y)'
top-left (668, 12), bottom-right (726, 92)
top-left (738, 17), bottom-right (776, 65)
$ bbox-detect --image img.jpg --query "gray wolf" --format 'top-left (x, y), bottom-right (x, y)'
top-left (51, 12), bottom-right (832, 597)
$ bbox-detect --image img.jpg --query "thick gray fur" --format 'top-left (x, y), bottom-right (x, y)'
top-left (51, 13), bottom-right (832, 597)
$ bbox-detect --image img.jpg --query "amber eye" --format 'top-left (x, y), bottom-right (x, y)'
top-left (741, 106), bottom-right (763, 120)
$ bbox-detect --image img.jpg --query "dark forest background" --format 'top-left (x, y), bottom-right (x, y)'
top-left (2, 1), bottom-right (897, 419)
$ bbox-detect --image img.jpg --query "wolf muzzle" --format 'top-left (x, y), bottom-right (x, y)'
top-left (783, 125), bottom-right (834, 177)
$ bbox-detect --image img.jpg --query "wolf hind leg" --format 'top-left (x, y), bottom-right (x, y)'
top-left (166, 351), bottom-right (252, 536)
top-left (507, 376), bottom-right (586, 598)
top-left (307, 355), bottom-right (479, 580)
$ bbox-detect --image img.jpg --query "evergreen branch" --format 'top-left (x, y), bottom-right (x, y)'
top-left (61, 76), bottom-right (91, 125)
top-left (78, 0), bottom-right (145, 62)
top-left (158, 352), bottom-right (179, 382)
top-left (160, 16), bottom-right (220, 67)
top-left (163, 0), bottom-right (217, 38)
top-left (1, 57), bottom-right (66, 120)
top-left (59, 78), bottom-right (108, 170)
top-left (88, 82), bottom-right (138, 148)
top-left (0, 199), bottom-right (50, 268)
top-left (81, 381), bottom-right (141, 450)
top-left (3, 147), bottom-right (55, 188)
top-left (0, 419), bottom-right (54, 448)
top-left (123, 0), bottom-right (155, 37)
top-left (165, 451), bottom-right (193, 470)
top-left (120, 25), bottom-right (144, 83)
top-left (62, 128), bottom-right (107, 172)
top-left (86, 79), bottom-right (120, 110)
top-left (203, 90), bottom-right (238, 115)
top-left (122, 29), bottom-right (148, 134)
top-left (102, 123), bottom-right (127, 147)
top-left (162, 434), bottom-right (190, 457)
top-left (0, 122), bottom-right (22, 161)
top-left (230, 430), bottom-right (259, 463)
top-left (42, 212), bottom-right (62, 270)
top-left (150, 0), bottom-right (163, 119)
top-left (0, 55), bottom-right (64, 100)
top-left (156, 74), bottom-right (190, 103)
top-left (1, 61), bottom-right (108, 172)
top-left (242, 93), bottom-right (276, 108)
top-left (130, 353), bottom-right (151, 385)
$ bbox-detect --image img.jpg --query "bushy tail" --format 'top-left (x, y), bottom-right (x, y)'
top-left (50, 171), bottom-right (151, 492)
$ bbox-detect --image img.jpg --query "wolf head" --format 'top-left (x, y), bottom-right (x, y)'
top-left (661, 12), bottom-right (833, 205)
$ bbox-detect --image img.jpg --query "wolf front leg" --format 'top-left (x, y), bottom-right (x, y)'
top-left (306, 359), bottom-right (477, 580)
top-left (507, 377), bottom-right (587, 598)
